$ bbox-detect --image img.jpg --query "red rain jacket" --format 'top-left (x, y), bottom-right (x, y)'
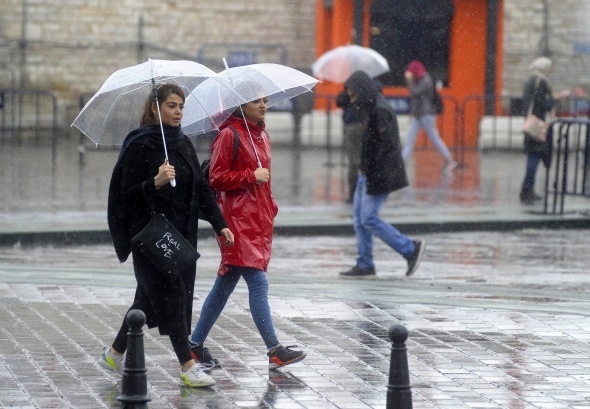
top-left (209, 115), bottom-right (278, 275)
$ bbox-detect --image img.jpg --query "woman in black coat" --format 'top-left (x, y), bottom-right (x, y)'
top-left (99, 83), bottom-right (233, 388)
top-left (339, 71), bottom-right (426, 278)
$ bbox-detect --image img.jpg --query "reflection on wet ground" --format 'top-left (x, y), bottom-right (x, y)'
top-left (1, 229), bottom-right (589, 294)
top-left (2, 229), bottom-right (590, 407)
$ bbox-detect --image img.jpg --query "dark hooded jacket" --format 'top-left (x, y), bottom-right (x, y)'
top-left (344, 71), bottom-right (408, 195)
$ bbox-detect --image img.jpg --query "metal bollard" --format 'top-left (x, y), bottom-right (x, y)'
top-left (386, 324), bottom-right (412, 409)
top-left (117, 309), bottom-right (151, 409)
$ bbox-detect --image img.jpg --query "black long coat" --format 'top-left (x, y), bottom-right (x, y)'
top-left (345, 71), bottom-right (409, 195)
top-left (107, 125), bottom-right (227, 334)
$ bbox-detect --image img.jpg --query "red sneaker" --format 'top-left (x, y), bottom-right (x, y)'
top-left (268, 345), bottom-right (306, 370)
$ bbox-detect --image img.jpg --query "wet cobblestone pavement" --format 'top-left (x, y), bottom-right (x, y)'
top-left (2, 229), bottom-right (590, 408)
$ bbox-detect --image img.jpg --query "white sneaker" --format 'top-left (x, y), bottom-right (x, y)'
top-left (442, 161), bottom-right (458, 172)
top-left (98, 346), bottom-right (125, 376)
top-left (180, 365), bottom-right (216, 388)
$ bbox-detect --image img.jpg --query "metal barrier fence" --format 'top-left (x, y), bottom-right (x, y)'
top-left (0, 88), bottom-right (58, 145)
top-left (544, 118), bottom-right (590, 214)
top-left (467, 95), bottom-right (590, 152)
top-left (0, 89), bottom-right (60, 196)
top-left (438, 94), bottom-right (462, 163)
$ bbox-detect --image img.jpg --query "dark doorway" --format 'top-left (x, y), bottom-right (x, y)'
top-left (369, 0), bottom-right (454, 86)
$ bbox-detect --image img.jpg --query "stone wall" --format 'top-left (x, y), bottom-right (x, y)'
top-left (503, 0), bottom-right (590, 96)
top-left (3, 0), bottom-right (590, 131)
top-left (0, 0), bottom-right (316, 128)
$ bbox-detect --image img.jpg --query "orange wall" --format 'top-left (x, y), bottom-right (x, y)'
top-left (450, 1), bottom-right (488, 98)
top-left (315, 0), bottom-right (356, 100)
top-left (314, 0), bottom-right (504, 147)
top-left (449, 0), bottom-right (489, 147)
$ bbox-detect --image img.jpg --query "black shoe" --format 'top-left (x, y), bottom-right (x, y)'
top-left (190, 344), bottom-right (220, 369)
top-left (268, 345), bottom-right (306, 370)
top-left (520, 191), bottom-right (534, 205)
top-left (339, 264), bottom-right (376, 277)
top-left (406, 241), bottom-right (426, 277)
top-left (520, 189), bottom-right (542, 205)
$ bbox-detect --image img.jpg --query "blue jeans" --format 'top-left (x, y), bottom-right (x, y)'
top-left (402, 114), bottom-right (453, 163)
top-left (522, 152), bottom-right (543, 192)
top-left (353, 174), bottom-right (415, 269)
top-left (190, 266), bottom-right (279, 350)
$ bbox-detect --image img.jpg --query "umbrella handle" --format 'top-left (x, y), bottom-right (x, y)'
top-left (152, 78), bottom-right (176, 188)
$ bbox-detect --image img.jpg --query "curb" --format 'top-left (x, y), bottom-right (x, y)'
top-left (3, 217), bottom-right (590, 247)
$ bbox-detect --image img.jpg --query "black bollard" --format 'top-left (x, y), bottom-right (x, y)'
top-left (117, 309), bottom-right (151, 409)
top-left (386, 324), bottom-right (412, 409)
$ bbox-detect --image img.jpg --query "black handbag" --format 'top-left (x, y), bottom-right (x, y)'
top-left (130, 184), bottom-right (200, 281)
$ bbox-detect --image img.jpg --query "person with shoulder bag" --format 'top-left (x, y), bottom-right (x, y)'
top-left (100, 84), bottom-right (234, 388)
top-left (519, 57), bottom-right (557, 205)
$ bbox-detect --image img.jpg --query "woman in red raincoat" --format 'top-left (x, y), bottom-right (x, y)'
top-left (189, 96), bottom-right (307, 370)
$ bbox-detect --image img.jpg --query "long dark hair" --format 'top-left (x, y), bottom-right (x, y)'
top-left (140, 83), bottom-right (185, 125)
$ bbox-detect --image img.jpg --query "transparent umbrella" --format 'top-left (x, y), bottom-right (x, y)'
top-left (72, 58), bottom-right (222, 146)
top-left (182, 62), bottom-right (319, 137)
top-left (311, 45), bottom-right (390, 83)
top-left (72, 58), bottom-right (228, 187)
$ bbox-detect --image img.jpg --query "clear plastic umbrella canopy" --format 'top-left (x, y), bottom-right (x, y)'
top-left (311, 45), bottom-right (390, 83)
top-left (182, 63), bottom-right (320, 136)
top-left (72, 59), bottom-right (222, 145)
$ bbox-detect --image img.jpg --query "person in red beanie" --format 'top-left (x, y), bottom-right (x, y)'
top-left (402, 60), bottom-right (456, 171)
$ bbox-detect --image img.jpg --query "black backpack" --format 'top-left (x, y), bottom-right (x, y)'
top-left (198, 126), bottom-right (240, 221)
top-left (201, 125), bottom-right (240, 192)
top-left (432, 81), bottom-right (444, 114)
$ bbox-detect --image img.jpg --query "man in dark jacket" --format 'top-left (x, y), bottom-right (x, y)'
top-left (336, 88), bottom-right (364, 203)
top-left (340, 71), bottom-right (426, 278)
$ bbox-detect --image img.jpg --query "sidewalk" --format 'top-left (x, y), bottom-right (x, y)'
top-left (2, 143), bottom-right (590, 408)
top-left (2, 230), bottom-right (590, 408)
